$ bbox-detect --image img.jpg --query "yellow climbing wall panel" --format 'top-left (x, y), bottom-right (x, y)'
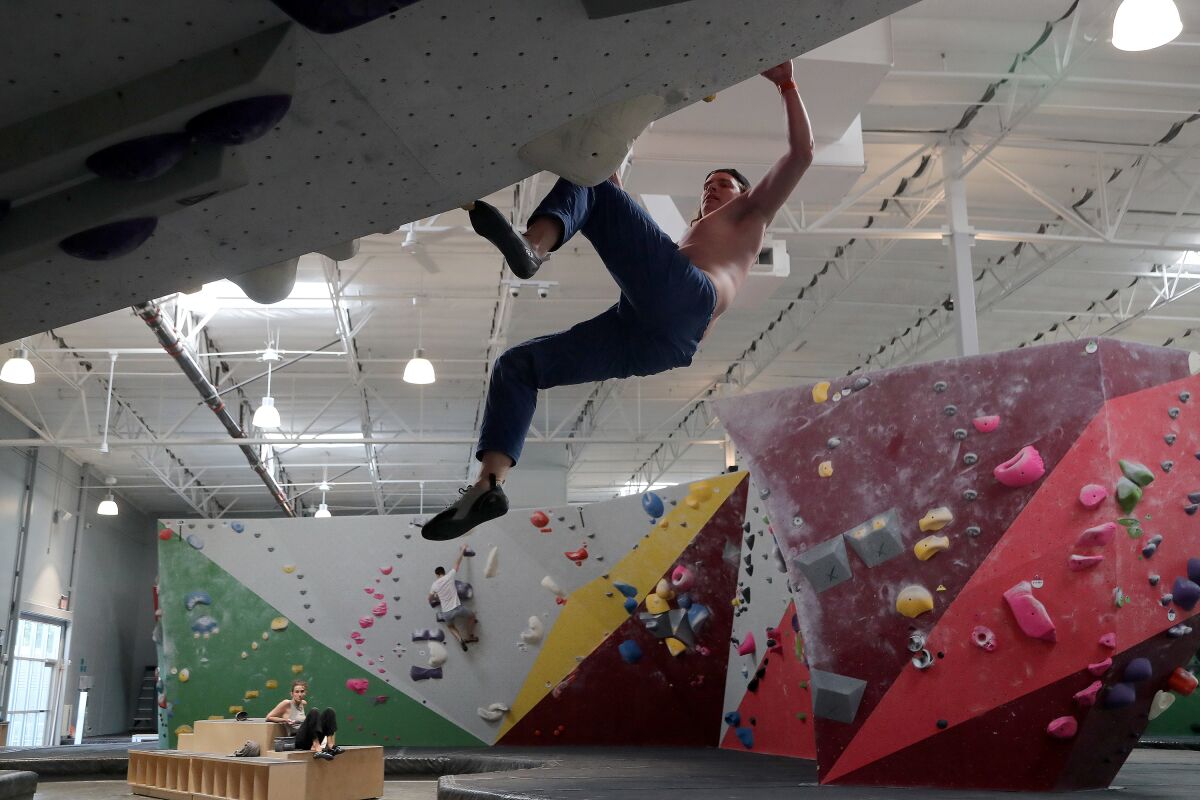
top-left (497, 471), bottom-right (747, 739)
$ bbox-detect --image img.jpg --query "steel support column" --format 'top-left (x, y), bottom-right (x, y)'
top-left (942, 143), bottom-right (980, 357)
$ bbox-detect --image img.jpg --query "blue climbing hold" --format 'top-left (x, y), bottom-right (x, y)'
top-left (85, 132), bottom-right (190, 182)
top-left (677, 593), bottom-right (692, 609)
top-left (191, 615), bottom-right (219, 635)
top-left (184, 591), bottom-right (212, 611)
top-left (230, 522), bottom-right (245, 533)
top-left (613, 581), bottom-right (638, 598)
top-left (642, 492), bottom-right (664, 519)
top-left (618, 640), bottom-right (643, 664)
top-left (686, 603), bottom-right (711, 634)
top-left (186, 95), bottom-right (292, 146)
top-left (791, 612), bottom-right (800, 633)
top-left (724, 711), bottom-right (740, 726)
top-left (735, 727), bottom-right (754, 749)
top-left (1124, 657), bottom-right (1153, 683)
top-left (60, 217), bottom-right (158, 260)
top-left (623, 597), bottom-right (638, 613)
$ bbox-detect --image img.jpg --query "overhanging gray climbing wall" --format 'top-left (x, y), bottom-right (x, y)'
top-left (0, 0), bottom-right (917, 340)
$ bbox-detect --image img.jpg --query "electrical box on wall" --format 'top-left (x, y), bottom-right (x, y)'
top-left (731, 239), bottom-right (791, 310)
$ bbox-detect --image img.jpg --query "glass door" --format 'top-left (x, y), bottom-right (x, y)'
top-left (5, 617), bottom-right (64, 746)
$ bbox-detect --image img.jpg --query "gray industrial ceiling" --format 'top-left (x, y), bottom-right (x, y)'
top-left (1, 0), bottom-right (1198, 518)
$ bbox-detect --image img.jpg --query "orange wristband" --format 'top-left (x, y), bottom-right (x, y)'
top-left (776, 79), bottom-right (797, 94)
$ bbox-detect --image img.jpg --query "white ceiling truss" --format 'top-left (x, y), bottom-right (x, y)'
top-left (2, 0), bottom-right (1200, 517)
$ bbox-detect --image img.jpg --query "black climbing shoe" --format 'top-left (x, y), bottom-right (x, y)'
top-left (461, 641), bottom-right (469, 652)
top-left (421, 474), bottom-right (509, 541)
top-left (313, 750), bottom-right (334, 761)
top-left (327, 745), bottom-right (344, 755)
top-left (466, 201), bottom-right (547, 279)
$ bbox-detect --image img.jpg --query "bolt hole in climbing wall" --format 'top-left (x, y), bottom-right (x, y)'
top-left (156, 469), bottom-right (814, 751)
top-left (715, 338), bottom-right (1200, 791)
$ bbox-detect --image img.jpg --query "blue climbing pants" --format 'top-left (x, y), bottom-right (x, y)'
top-left (477, 178), bottom-right (717, 467)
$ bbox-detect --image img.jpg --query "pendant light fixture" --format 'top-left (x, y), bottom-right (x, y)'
top-left (0, 341), bottom-right (35, 385)
top-left (252, 331), bottom-right (282, 429)
top-left (97, 476), bottom-right (118, 516)
top-left (403, 297), bottom-right (435, 385)
top-left (314, 467), bottom-right (332, 516)
top-left (1113, 0), bottom-right (1183, 51)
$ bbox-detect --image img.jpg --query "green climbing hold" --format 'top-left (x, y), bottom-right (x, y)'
top-left (1116, 477), bottom-right (1143, 513)
top-left (798, 680), bottom-right (808, 689)
top-left (1117, 517), bottom-right (1140, 528)
top-left (1118, 459), bottom-right (1155, 488)
top-left (796, 712), bottom-right (808, 721)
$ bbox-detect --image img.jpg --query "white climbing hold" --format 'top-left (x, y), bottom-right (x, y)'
top-left (1189, 351), bottom-right (1200, 375)
top-left (485, 546), bottom-right (499, 578)
top-left (1149, 689), bottom-right (1176, 720)
top-left (520, 616), bottom-right (544, 645)
top-left (541, 575), bottom-right (565, 597)
top-left (477, 702), bottom-right (511, 722)
top-left (517, 94), bottom-right (666, 186)
top-left (428, 641), bottom-right (447, 668)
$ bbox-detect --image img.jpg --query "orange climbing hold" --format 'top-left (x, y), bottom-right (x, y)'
top-left (530, 510), bottom-right (549, 527)
top-left (564, 545), bottom-right (589, 566)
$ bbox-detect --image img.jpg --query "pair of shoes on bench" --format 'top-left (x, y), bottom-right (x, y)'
top-left (313, 745), bottom-right (342, 761)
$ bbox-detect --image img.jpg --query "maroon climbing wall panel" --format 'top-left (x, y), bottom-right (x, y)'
top-left (719, 600), bottom-right (816, 758)
top-left (498, 479), bottom-right (747, 746)
top-left (714, 339), bottom-right (1200, 791)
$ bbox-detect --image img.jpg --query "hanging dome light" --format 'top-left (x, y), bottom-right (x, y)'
top-left (1113, 0), bottom-right (1183, 51)
top-left (403, 347), bottom-right (436, 385)
top-left (0, 347), bottom-right (35, 385)
top-left (314, 502), bottom-right (332, 518)
top-left (97, 492), bottom-right (119, 516)
top-left (253, 395), bottom-right (280, 429)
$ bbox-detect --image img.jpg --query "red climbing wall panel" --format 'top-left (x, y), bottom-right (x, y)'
top-left (498, 480), bottom-right (747, 746)
top-left (715, 339), bottom-right (1200, 791)
top-left (719, 600), bottom-right (816, 758)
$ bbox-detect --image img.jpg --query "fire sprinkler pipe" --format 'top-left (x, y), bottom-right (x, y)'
top-left (133, 300), bottom-right (297, 517)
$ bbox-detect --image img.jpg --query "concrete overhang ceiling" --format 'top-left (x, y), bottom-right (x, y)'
top-left (0, 0), bottom-right (916, 342)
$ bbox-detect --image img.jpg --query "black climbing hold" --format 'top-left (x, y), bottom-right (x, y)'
top-left (964, 453), bottom-right (978, 466)
top-left (943, 405), bottom-right (957, 416)
top-left (750, 717), bottom-right (758, 726)
top-left (1181, 391), bottom-right (1192, 403)
top-left (1163, 461), bottom-right (1175, 473)
top-left (1169, 407), bottom-right (1181, 419)
top-left (851, 377), bottom-right (871, 392)
top-left (745, 534), bottom-right (756, 550)
top-left (963, 489), bottom-right (978, 501)
top-left (1186, 504), bottom-right (1199, 516)
top-left (745, 564), bottom-right (753, 576)
top-left (743, 554), bottom-right (753, 567)
top-left (953, 428), bottom-right (968, 440)
top-left (86, 132), bottom-right (191, 182)
top-left (1187, 491), bottom-right (1200, 503)
top-left (60, 217), bottom-right (158, 260)
top-left (1166, 434), bottom-right (1177, 445)
top-left (747, 677), bottom-right (760, 693)
top-left (965, 525), bottom-right (981, 537)
top-left (187, 95), bottom-right (292, 146)
top-left (269, 0), bottom-right (417, 34)
top-left (741, 587), bottom-right (751, 603)
top-left (743, 522), bottom-right (751, 533)
top-left (791, 612), bottom-right (799, 632)
top-left (936, 719), bottom-right (948, 729)
top-left (933, 381), bottom-right (948, 393)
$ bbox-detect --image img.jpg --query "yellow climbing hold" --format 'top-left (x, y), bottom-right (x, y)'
top-left (913, 535), bottom-right (950, 561)
top-left (896, 585), bottom-right (935, 618)
top-left (241, 651), bottom-right (249, 659)
top-left (265, 679), bottom-right (278, 690)
top-left (178, 668), bottom-right (190, 683)
top-left (818, 461), bottom-right (833, 478)
top-left (645, 593), bottom-right (670, 614)
top-left (919, 507), bottom-right (954, 532)
top-left (872, 517), bottom-right (887, 530)
top-left (812, 381), bottom-right (830, 403)
top-left (655, 578), bottom-right (674, 600)
top-left (936, 584), bottom-right (947, 592)
top-left (261, 632), bottom-right (270, 640)
top-left (207, 715), bottom-right (224, 720)
top-left (665, 638), bottom-right (687, 657)
top-left (244, 690), bottom-right (259, 700)
top-left (850, 526), bottom-right (867, 539)
top-left (702, 94), bottom-right (717, 103)
top-left (226, 707), bottom-right (242, 716)
top-left (251, 642), bottom-right (259, 650)
top-left (282, 564), bottom-right (296, 574)
top-left (270, 617), bottom-right (289, 632)
top-left (175, 724), bottom-right (194, 736)
top-left (659, 519), bottom-right (670, 529)
top-left (291, 664), bottom-right (304, 674)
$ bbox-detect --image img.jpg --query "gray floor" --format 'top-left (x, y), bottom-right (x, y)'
top-left (32, 777), bottom-right (437, 800)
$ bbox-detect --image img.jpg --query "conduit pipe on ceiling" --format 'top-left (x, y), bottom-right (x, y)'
top-left (133, 300), bottom-right (296, 517)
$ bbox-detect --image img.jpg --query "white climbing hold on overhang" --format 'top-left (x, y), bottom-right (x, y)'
top-left (485, 546), bottom-right (499, 578)
top-left (520, 616), bottom-right (544, 645)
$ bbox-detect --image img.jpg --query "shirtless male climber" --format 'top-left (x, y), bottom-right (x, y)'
top-left (422, 60), bottom-right (813, 542)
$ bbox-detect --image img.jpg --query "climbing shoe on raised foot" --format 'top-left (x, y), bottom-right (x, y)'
top-left (466, 201), bottom-right (547, 279)
top-left (421, 474), bottom-right (509, 541)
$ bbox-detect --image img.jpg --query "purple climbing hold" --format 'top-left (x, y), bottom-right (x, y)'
top-left (1188, 557), bottom-right (1200, 584)
top-left (410, 665), bottom-right (442, 681)
top-left (1102, 682), bottom-right (1137, 709)
top-left (269, 0), bottom-right (420, 34)
top-left (59, 217), bottom-right (157, 260)
top-left (186, 95), bottom-right (292, 145)
top-left (791, 612), bottom-right (800, 633)
top-left (1172, 576), bottom-right (1200, 611)
top-left (618, 639), bottom-right (643, 664)
top-left (734, 726), bottom-right (754, 749)
top-left (1123, 657), bottom-right (1153, 683)
top-left (85, 133), bottom-right (190, 182)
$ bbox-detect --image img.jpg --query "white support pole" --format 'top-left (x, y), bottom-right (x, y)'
top-left (942, 143), bottom-right (981, 357)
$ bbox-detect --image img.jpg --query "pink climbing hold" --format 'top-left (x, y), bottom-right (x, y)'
top-left (737, 632), bottom-right (757, 656)
top-left (1078, 483), bottom-right (1108, 509)
top-left (671, 564), bottom-right (695, 591)
top-left (373, 592), bottom-right (384, 600)
top-left (1074, 680), bottom-right (1102, 707)
top-left (358, 616), bottom-right (374, 629)
top-left (364, 587), bottom-right (375, 594)
top-left (372, 601), bottom-right (387, 616)
top-left (972, 415), bottom-right (1001, 433)
top-left (993, 445), bottom-right (1046, 488)
top-left (1098, 632), bottom-right (1116, 649)
top-left (380, 566), bottom-right (393, 575)
top-left (1087, 657), bottom-right (1112, 676)
top-left (1002, 581), bottom-right (1057, 642)
top-left (1068, 554), bottom-right (1105, 571)
top-left (350, 631), bottom-right (364, 643)
top-left (1075, 522), bottom-right (1116, 548)
top-left (345, 678), bottom-right (369, 695)
top-left (972, 626), bottom-right (997, 652)
top-left (1046, 716), bottom-right (1078, 739)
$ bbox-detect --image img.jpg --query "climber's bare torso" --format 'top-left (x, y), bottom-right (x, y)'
top-left (679, 194), bottom-right (767, 328)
